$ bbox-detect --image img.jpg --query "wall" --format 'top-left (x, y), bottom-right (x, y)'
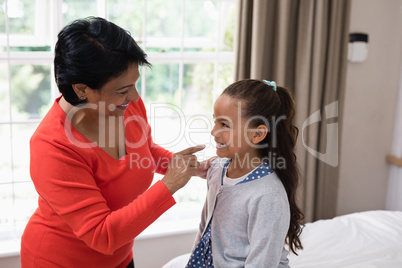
top-left (0, 255), bottom-right (20, 268)
top-left (133, 231), bottom-right (196, 268)
top-left (337, 0), bottom-right (402, 215)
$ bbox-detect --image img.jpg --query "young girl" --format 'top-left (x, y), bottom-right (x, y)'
top-left (187, 79), bottom-right (304, 267)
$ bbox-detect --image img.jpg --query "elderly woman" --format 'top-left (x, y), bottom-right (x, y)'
top-left (20, 17), bottom-right (209, 268)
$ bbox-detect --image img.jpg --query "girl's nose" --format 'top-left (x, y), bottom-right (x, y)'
top-left (211, 124), bottom-right (218, 137)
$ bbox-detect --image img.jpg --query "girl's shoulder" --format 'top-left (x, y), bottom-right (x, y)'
top-left (249, 172), bottom-right (289, 203)
top-left (206, 157), bottom-right (229, 181)
top-left (210, 157), bottom-right (229, 168)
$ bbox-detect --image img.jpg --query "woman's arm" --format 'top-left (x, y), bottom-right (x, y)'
top-left (31, 138), bottom-right (175, 255)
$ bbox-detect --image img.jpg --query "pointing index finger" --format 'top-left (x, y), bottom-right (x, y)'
top-left (176, 145), bottom-right (206, 155)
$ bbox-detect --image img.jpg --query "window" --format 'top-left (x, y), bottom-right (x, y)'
top-left (0, 0), bottom-right (236, 243)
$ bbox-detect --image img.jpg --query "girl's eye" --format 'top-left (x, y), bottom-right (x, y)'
top-left (118, 91), bottom-right (128, 95)
top-left (214, 119), bottom-right (229, 128)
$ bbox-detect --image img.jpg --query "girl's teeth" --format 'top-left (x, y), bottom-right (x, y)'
top-left (216, 143), bottom-right (228, 149)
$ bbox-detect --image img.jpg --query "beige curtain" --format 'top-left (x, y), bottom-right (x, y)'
top-left (235, 0), bottom-right (351, 222)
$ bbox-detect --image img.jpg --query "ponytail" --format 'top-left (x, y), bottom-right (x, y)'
top-left (274, 86), bottom-right (304, 254)
top-left (222, 79), bottom-right (304, 254)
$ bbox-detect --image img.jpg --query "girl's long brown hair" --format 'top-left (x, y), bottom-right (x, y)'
top-left (222, 79), bottom-right (304, 254)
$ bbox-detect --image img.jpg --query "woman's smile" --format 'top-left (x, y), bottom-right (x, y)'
top-left (116, 103), bottom-right (130, 110)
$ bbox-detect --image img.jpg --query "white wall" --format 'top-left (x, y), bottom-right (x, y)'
top-left (133, 231), bottom-right (196, 268)
top-left (337, 0), bottom-right (402, 215)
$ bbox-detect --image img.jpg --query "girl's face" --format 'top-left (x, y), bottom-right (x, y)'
top-left (211, 94), bottom-right (258, 161)
top-left (83, 62), bottom-right (140, 117)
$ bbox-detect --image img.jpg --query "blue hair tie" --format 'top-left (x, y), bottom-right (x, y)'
top-left (263, 80), bottom-right (277, 92)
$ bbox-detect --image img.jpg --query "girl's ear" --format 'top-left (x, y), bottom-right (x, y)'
top-left (72, 83), bottom-right (88, 100)
top-left (251, 125), bottom-right (268, 144)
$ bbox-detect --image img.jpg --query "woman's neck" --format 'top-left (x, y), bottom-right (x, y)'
top-left (59, 97), bottom-right (95, 128)
top-left (58, 96), bottom-right (126, 159)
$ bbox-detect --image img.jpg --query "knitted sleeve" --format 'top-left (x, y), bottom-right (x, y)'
top-left (246, 192), bottom-right (290, 267)
top-left (30, 129), bottom-right (175, 256)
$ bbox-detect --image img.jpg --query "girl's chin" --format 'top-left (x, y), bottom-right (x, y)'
top-left (216, 149), bottom-right (229, 159)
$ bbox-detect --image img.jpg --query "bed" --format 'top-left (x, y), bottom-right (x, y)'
top-left (162, 210), bottom-right (402, 268)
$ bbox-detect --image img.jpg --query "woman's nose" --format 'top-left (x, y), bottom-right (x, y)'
top-left (128, 87), bottom-right (140, 101)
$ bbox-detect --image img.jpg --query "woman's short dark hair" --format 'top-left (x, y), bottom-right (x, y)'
top-left (54, 16), bottom-right (150, 105)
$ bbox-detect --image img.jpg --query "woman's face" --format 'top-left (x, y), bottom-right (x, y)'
top-left (84, 62), bottom-right (140, 117)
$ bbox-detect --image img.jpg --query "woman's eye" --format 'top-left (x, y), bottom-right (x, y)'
top-left (118, 91), bottom-right (128, 95)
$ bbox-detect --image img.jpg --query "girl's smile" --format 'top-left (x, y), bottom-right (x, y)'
top-left (215, 142), bottom-right (228, 150)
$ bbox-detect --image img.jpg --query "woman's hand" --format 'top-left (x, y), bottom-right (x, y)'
top-left (195, 156), bottom-right (218, 179)
top-left (162, 145), bottom-right (206, 195)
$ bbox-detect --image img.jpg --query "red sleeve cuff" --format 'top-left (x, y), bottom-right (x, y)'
top-left (146, 180), bottom-right (176, 215)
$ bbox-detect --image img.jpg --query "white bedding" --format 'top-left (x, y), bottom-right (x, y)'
top-left (163, 210), bottom-right (402, 268)
top-left (288, 210), bottom-right (402, 267)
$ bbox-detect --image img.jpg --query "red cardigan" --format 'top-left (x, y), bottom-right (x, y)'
top-left (20, 97), bottom-right (175, 268)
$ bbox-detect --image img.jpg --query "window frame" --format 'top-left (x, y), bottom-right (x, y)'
top-left (0, 0), bottom-right (237, 248)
